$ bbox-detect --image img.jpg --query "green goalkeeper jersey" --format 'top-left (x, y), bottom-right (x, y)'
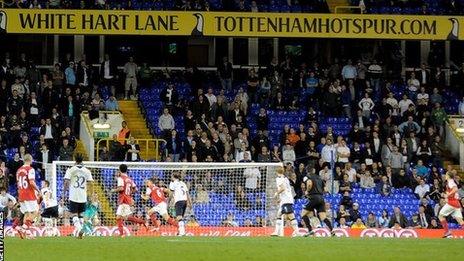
top-left (83, 202), bottom-right (99, 219)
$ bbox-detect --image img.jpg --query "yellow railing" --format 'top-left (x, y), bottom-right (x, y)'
top-left (96, 138), bottom-right (166, 161)
top-left (334, 5), bottom-right (363, 14)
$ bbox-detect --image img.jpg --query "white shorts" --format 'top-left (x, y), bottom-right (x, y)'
top-left (148, 202), bottom-right (168, 216)
top-left (439, 204), bottom-right (463, 220)
top-left (116, 204), bottom-right (133, 217)
top-left (19, 200), bottom-right (39, 214)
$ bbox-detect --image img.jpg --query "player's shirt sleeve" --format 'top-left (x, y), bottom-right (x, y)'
top-left (169, 182), bottom-right (176, 191)
top-left (64, 167), bottom-right (72, 180)
top-left (117, 177), bottom-right (124, 187)
top-left (27, 168), bottom-right (35, 180)
top-left (86, 169), bottom-right (94, 181)
top-left (145, 187), bottom-right (152, 197)
top-left (448, 179), bottom-right (457, 189)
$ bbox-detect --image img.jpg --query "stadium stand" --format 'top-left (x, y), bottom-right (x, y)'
top-left (1, 0), bottom-right (463, 15)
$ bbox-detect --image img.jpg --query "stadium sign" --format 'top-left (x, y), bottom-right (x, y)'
top-left (0, 9), bottom-right (462, 40)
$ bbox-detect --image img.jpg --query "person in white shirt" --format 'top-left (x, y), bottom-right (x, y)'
top-left (321, 139), bottom-right (336, 163)
top-left (244, 166), bottom-right (261, 191)
top-left (0, 188), bottom-right (16, 208)
top-left (344, 163), bottom-right (357, 183)
top-left (398, 94), bottom-right (414, 116)
top-left (336, 140), bottom-right (350, 164)
top-left (63, 155), bottom-right (93, 238)
top-left (360, 171), bottom-right (375, 189)
top-left (205, 88), bottom-right (217, 106)
top-left (169, 172), bottom-right (191, 236)
top-left (416, 87), bottom-right (429, 101)
top-left (358, 93), bottom-right (374, 118)
top-left (407, 72), bottom-right (420, 92)
top-left (40, 180), bottom-right (59, 236)
top-left (271, 167), bottom-right (300, 237)
top-left (414, 178), bottom-right (430, 199)
top-left (386, 92), bottom-right (398, 108)
top-left (282, 144), bottom-right (296, 165)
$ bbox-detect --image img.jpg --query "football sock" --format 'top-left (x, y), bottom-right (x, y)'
top-left (440, 220), bottom-right (449, 234)
top-left (167, 217), bottom-right (178, 227)
top-left (150, 214), bottom-right (159, 227)
top-left (274, 219), bottom-right (283, 235)
top-left (12, 217), bottom-right (20, 229)
top-left (290, 218), bottom-right (299, 232)
top-left (23, 219), bottom-right (32, 230)
top-left (179, 220), bottom-right (185, 235)
top-left (323, 218), bottom-right (333, 231)
top-left (302, 216), bottom-right (312, 232)
top-left (72, 216), bottom-right (82, 236)
top-left (127, 216), bottom-right (145, 225)
top-left (117, 218), bottom-right (124, 236)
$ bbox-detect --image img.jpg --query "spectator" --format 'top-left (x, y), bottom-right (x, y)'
top-left (125, 136), bottom-right (141, 162)
top-left (158, 108), bottom-right (175, 139)
top-left (339, 174), bottom-right (352, 194)
top-left (98, 146), bottom-right (110, 161)
top-left (117, 121), bottom-right (130, 145)
top-left (389, 207), bottom-right (409, 228)
top-left (160, 83), bottom-right (179, 107)
top-left (123, 56), bottom-right (138, 100)
top-left (338, 204), bottom-right (352, 222)
top-left (418, 205), bottom-right (431, 228)
top-left (378, 175), bottom-right (392, 196)
top-left (429, 218), bottom-right (442, 229)
top-left (194, 184), bottom-right (209, 204)
top-left (105, 94), bottom-right (119, 111)
top-left (58, 138), bottom-right (74, 161)
top-left (282, 143), bottom-right (295, 166)
top-left (358, 93), bottom-right (374, 118)
top-left (341, 59), bottom-right (357, 81)
top-left (338, 217), bottom-right (349, 229)
top-left (218, 57), bottom-right (233, 91)
top-left (165, 130), bottom-right (182, 162)
top-left (100, 54), bottom-right (117, 95)
top-left (243, 166), bottom-right (261, 192)
top-left (379, 209), bottom-right (390, 228)
top-left (414, 178), bottom-right (430, 199)
top-left (414, 160), bottom-right (429, 180)
top-left (351, 218), bottom-right (367, 229)
top-left (321, 138), bottom-right (336, 163)
top-left (360, 171), bottom-right (375, 189)
top-left (349, 203), bottom-right (361, 223)
top-left (109, 134), bottom-right (124, 161)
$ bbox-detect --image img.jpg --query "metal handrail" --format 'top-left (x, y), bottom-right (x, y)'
top-left (96, 138), bottom-right (166, 161)
top-left (334, 5), bottom-right (363, 14)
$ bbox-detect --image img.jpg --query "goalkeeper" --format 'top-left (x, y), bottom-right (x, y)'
top-left (80, 194), bottom-right (100, 237)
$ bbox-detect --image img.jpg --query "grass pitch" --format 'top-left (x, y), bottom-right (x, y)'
top-left (6, 236), bottom-right (462, 261)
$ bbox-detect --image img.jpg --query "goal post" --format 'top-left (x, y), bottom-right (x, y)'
top-left (50, 161), bottom-right (284, 236)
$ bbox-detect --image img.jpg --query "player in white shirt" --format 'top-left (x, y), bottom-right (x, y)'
top-left (271, 167), bottom-right (300, 237)
top-left (63, 155), bottom-right (94, 238)
top-left (169, 172), bottom-right (191, 236)
top-left (40, 180), bottom-right (59, 236)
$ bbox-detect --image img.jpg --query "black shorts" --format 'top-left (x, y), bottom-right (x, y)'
top-left (304, 195), bottom-right (325, 213)
top-left (175, 201), bottom-right (187, 217)
top-left (41, 206), bottom-right (59, 218)
top-left (69, 201), bottom-right (86, 215)
top-left (281, 204), bottom-right (294, 215)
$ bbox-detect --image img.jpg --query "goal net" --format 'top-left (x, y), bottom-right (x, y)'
top-left (49, 161), bottom-right (283, 237)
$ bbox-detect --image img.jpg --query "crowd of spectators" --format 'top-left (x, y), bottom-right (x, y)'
top-left (2, 0), bottom-right (464, 15)
top-left (1, 40), bottom-right (464, 228)
top-left (149, 45), bottom-right (464, 228)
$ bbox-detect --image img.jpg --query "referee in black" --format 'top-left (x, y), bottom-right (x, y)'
top-left (301, 167), bottom-right (334, 237)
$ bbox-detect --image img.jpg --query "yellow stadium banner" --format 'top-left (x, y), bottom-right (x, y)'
top-left (0, 9), bottom-right (463, 40)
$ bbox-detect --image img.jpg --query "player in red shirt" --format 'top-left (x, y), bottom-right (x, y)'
top-left (15, 154), bottom-right (40, 239)
top-left (110, 164), bottom-right (147, 237)
top-left (141, 178), bottom-right (178, 232)
top-left (438, 171), bottom-right (464, 238)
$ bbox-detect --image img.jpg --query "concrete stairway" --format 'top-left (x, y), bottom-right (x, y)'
top-left (118, 100), bottom-right (159, 160)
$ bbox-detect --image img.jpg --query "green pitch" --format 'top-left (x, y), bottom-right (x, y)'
top-left (5, 237), bottom-right (462, 261)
